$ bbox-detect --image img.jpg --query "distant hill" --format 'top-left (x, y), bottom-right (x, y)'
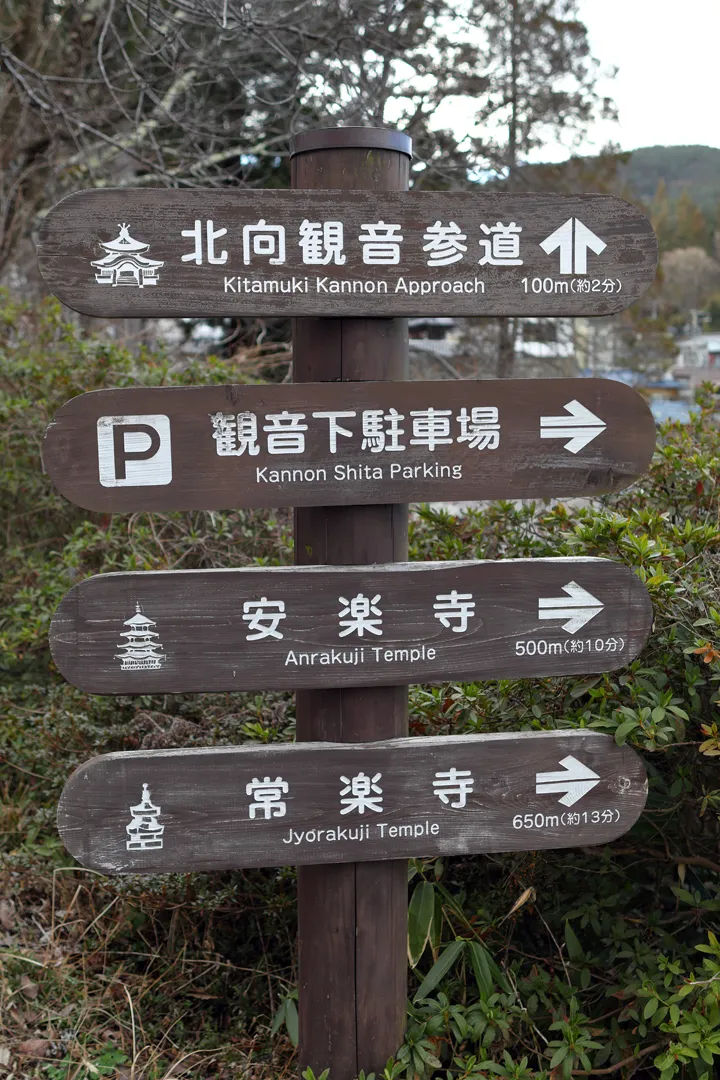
top-left (488, 145), bottom-right (720, 222)
top-left (619, 145), bottom-right (720, 213)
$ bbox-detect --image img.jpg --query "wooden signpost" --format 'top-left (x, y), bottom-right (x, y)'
top-left (38, 127), bottom-right (659, 1080)
top-left (57, 731), bottom-right (647, 873)
top-left (290, 129), bottom-right (411, 1074)
top-left (36, 189), bottom-right (658, 318)
top-left (43, 378), bottom-right (656, 511)
top-left (49, 558), bottom-right (652, 694)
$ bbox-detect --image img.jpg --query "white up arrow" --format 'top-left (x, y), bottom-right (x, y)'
top-left (535, 755), bottom-right (601, 806)
top-left (540, 399), bottom-right (606, 454)
top-left (538, 581), bottom-right (604, 634)
top-left (539, 217), bottom-right (607, 274)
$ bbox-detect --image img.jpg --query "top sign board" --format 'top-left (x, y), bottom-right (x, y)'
top-left (37, 190), bottom-right (658, 318)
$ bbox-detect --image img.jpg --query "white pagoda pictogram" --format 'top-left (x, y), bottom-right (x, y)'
top-left (125, 783), bottom-right (165, 851)
top-left (91, 223), bottom-right (164, 287)
top-left (116, 602), bottom-right (165, 670)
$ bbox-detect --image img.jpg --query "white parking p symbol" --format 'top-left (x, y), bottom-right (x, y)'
top-left (97, 414), bottom-right (172, 487)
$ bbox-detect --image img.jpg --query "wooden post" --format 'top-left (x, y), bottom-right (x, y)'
top-left (290, 127), bottom-right (411, 1079)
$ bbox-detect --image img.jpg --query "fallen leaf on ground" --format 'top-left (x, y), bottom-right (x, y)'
top-left (20, 975), bottom-right (39, 1000)
top-left (17, 1039), bottom-right (50, 1056)
top-left (505, 886), bottom-right (536, 919)
top-left (0, 901), bottom-right (14, 931)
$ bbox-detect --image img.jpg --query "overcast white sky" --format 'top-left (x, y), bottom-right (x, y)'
top-left (428, 0), bottom-right (719, 165)
top-left (573, 0), bottom-right (719, 158)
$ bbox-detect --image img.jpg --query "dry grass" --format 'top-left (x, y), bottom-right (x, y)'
top-left (0, 682), bottom-right (299, 1080)
top-left (0, 856), bottom-right (298, 1079)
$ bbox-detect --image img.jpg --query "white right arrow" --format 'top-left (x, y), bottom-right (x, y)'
top-left (538, 581), bottom-right (604, 634)
top-left (540, 399), bottom-right (606, 454)
top-left (535, 755), bottom-right (601, 806)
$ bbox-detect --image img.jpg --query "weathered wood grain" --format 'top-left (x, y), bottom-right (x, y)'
top-left (55, 732), bottom-right (648, 872)
top-left (42, 378), bottom-right (656, 512)
top-left (36, 189), bottom-right (657, 318)
top-left (49, 558), bottom-right (653, 694)
top-left (290, 131), bottom-right (411, 1079)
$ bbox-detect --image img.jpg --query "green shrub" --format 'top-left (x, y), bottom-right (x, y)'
top-left (0, 293), bottom-right (291, 672)
top-left (1, 296), bottom-right (719, 1077)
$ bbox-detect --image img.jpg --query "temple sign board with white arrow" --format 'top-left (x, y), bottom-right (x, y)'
top-left (48, 558), bottom-right (653, 694)
top-left (56, 731), bottom-right (647, 872)
top-left (36, 189), bottom-right (658, 318)
top-left (39, 128), bottom-right (659, 1080)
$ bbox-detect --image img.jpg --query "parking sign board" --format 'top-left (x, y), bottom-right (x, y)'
top-left (43, 379), bottom-right (656, 511)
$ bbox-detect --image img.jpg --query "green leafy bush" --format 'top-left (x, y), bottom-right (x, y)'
top-left (1, 295), bottom-right (719, 1077)
top-left (0, 293), bottom-right (291, 672)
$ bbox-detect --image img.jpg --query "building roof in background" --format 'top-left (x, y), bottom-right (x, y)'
top-left (678, 334), bottom-right (720, 350)
top-left (578, 370), bottom-right (687, 389)
top-left (578, 368), bottom-right (638, 385)
top-left (517, 341), bottom-right (574, 359)
top-left (650, 400), bottom-right (694, 425)
top-left (408, 317), bottom-right (457, 329)
top-left (408, 338), bottom-right (459, 358)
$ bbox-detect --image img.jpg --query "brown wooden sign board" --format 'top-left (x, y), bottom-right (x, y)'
top-left (37, 190), bottom-right (657, 318)
top-left (57, 731), bottom-right (647, 873)
top-left (43, 379), bottom-right (655, 512)
top-left (49, 558), bottom-right (652, 694)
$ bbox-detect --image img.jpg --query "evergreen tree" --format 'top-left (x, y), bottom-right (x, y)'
top-left (674, 188), bottom-right (711, 251)
top-left (462, 0), bottom-right (616, 377)
top-left (650, 179), bottom-right (674, 253)
top-left (468, 0), bottom-right (615, 182)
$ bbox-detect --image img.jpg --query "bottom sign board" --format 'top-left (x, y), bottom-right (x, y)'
top-left (57, 731), bottom-right (647, 872)
top-left (49, 558), bottom-right (653, 693)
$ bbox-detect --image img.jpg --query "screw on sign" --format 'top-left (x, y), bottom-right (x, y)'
top-left (41, 378), bottom-right (656, 513)
top-left (55, 732), bottom-right (648, 873)
top-left (48, 558), bottom-right (653, 695)
top-left (36, 190), bottom-right (658, 318)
